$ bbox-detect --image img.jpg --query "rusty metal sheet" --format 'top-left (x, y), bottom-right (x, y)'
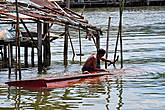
top-left (19, 11), bottom-right (52, 20)
top-left (0, 11), bottom-right (39, 20)
top-left (30, 0), bottom-right (57, 9)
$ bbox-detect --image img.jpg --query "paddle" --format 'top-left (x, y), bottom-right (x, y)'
top-left (108, 55), bottom-right (119, 67)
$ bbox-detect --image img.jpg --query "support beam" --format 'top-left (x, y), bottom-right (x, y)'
top-left (43, 23), bottom-right (51, 66)
top-left (24, 46), bottom-right (28, 67)
top-left (3, 44), bottom-right (7, 66)
top-left (31, 47), bottom-right (34, 67)
top-left (64, 25), bottom-right (69, 66)
top-left (8, 43), bottom-right (11, 79)
top-left (37, 21), bottom-right (42, 73)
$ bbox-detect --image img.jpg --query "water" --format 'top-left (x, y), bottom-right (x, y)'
top-left (0, 6), bottom-right (165, 110)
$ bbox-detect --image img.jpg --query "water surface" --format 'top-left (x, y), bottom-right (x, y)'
top-left (0, 6), bottom-right (165, 110)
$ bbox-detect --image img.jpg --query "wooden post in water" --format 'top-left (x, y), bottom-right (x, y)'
top-left (119, 0), bottom-right (125, 68)
top-left (31, 47), bottom-right (34, 67)
top-left (78, 28), bottom-right (82, 64)
top-left (43, 23), bottom-right (51, 66)
top-left (114, 0), bottom-right (125, 68)
top-left (64, 0), bottom-right (70, 65)
top-left (20, 19), bottom-right (35, 67)
top-left (10, 45), bottom-right (13, 67)
top-left (64, 24), bottom-right (69, 66)
top-left (3, 44), bottom-right (7, 67)
top-left (68, 30), bottom-right (75, 57)
top-left (15, 0), bottom-right (22, 80)
top-left (24, 46), bottom-right (28, 67)
top-left (8, 43), bottom-right (11, 79)
top-left (37, 21), bottom-right (42, 73)
top-left (95, 31), bottom-right (100, 68)
top-left (105, 17), bottom-right (111, 69)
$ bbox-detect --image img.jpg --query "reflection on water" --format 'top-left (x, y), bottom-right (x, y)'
top-left (0, 6), bottom-right (165, 110)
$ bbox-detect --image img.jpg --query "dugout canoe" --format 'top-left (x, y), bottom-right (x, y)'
top-left (5, 71), bottom-right (114, 88)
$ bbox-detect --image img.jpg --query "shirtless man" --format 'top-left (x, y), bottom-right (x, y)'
top-left (82, 48), bottom-right (114, 72)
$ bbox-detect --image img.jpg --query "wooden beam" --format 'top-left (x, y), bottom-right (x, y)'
top-left (37, 21), bottom-right (42, 73)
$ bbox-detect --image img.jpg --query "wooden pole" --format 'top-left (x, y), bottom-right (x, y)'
top-left (10, 45), bottom-right (13, 67)
top-left (64, 0), bottom-right (70, 66)
top-left (64, 25), bottom-right (69, 66)
top-left (8, 43), bottom-right (11, 79)
top-left (114, 0), bottom-right (125, 68)
top-left (119, 0), bottom-right (125, 68)
top-left (78, 28), bottom-right (82, 64)
top-left (66, 0), bottom-right (70, 9)
top-left (20, 19), bottom-right (35, 67)
top-left (43, 23), bottom-right (51, 67)
top-left (3, 44), bottom-right (7, 67)
top-left (15, 0), bottom-right (20, 80)
top-left (105, 17), bottom-right (111, 69)
top-left (37, 21), bottom-right (42, 73)
top-left (31, 47), bottom-right (34, 67)
top-left (24, 46), bottom-right (28, 67)
top-left (95, 31), bottom-right (100, 68)
top-left (68, 30), bottom-right (75, 57)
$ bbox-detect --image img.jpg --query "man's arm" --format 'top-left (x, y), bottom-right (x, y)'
top-left (100, 58), bottom-right (114, 64)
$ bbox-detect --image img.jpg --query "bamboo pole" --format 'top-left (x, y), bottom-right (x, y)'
top-left (105, 17), bottom-right (111, 69)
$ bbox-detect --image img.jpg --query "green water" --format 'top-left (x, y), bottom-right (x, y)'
top-left (0, 6), bottom-right (165, 110)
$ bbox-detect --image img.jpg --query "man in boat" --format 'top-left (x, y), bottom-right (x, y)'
top-left (82, 48), bottom-right (114, 72)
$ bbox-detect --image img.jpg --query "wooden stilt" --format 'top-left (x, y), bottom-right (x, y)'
top-left (3, 44), bottom-right (7, 67)
top-left (95, 31), bottom-right (100, 68)
top-left (43, 23), bottom-right (51, 67)
top-left (8, 43), bottom-right (11, 79)
top-left (105, 17), bottom-right (111, 69)
top-left (31, 47), bottom-right (34, 67)
top-left (78, 28), bottom-right (82, 64)
top-left (64, 25), bottom-right (69, 66)
top-left (37, 21), bottom-right (42, 73)
top-left (10, 45), bottom-right (13, 67)
top-left (68, 30), bottom-right (75, 57)
top-left (24, 46), bottom-right (28, 67)
top-left (119, 0), bottom-right (125, 68)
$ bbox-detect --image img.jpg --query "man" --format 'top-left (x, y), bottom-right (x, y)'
top-left (82, 48), bottom-right (114, 72)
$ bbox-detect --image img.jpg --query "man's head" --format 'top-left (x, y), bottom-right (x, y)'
top-left (97, 48), bottom-right (106, 58)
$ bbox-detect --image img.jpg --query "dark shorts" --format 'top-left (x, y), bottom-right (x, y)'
top-left (82, 66), bottom-right (94, 72)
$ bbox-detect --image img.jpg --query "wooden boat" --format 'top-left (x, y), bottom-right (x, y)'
top-left (5, 71), bottom-right (114, 89)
